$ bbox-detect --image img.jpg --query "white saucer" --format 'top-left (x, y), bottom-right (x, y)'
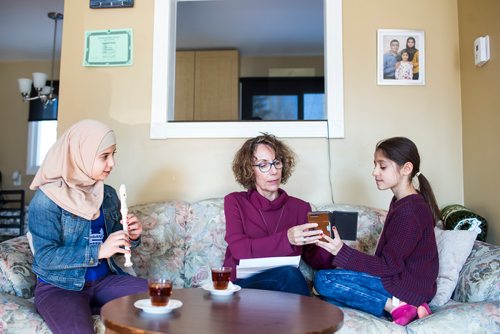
top-left (201, 282), bottom-right (242, 296)
top-left (133, 299), bottom-right (183, 314)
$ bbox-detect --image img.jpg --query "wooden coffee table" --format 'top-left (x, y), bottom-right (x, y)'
top-left (101, 288), bottom-right (343, 334)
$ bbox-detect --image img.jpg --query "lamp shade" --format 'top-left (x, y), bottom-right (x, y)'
top-left (18, 78), bottom-right (33, 94)
top-left (41, 86), bottom-right (52, 95)
top-left (32, 72), bottom-right (48, 89)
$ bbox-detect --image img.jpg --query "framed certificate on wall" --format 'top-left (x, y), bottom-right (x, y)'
top-left (83, 29), bottom-right (133, 66)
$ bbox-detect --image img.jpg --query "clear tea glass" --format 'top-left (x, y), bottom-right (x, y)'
top-left (148, 278), bottom-right (172, 306)
top-left (211, 267), bottom-right (232, 290)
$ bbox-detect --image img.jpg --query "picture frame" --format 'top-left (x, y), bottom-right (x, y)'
top-left (90, 0), bottom-right (134, 9)
top-left (377, 29), bottom-right (425, 85)
top-left (83, 29), bottom-right (133, 67)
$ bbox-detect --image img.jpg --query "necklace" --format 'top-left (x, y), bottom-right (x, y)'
top-left (258, 205), bottom-right (285, 234)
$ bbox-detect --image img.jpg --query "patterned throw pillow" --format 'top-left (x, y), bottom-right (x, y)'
top-left (184, 198), bottom-right (227, 288)
top-left (441, 204), bottom-right (487, 241)
top-left (452, 240), bottom-right (500, 303)
top-left (129, 201), bottom-right (189, 288)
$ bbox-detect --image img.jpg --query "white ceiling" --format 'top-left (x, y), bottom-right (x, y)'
top-left (176, 0), bottom-right (324, 57)
top-left (0, 0), bottom-right (323, 61)
top-left (0, 0), bottom-right (65, 61)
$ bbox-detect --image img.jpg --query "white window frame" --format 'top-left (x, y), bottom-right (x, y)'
top-left (26, 121), bottom-right (58, 175)
top-left (149, 0), bottom-right (344, 139)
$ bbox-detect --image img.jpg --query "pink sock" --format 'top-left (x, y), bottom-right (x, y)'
top-left (417, 303), bottom-right (432, 319)
top-left (391, 303), bottom-right (418, 326)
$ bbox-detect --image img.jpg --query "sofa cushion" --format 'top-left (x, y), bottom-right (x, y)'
top-left (0, 294), bottom-right (51, 334)
top-left (430, 228), bottom-right (477, 307)
top-left (0, 236), bottom-right (36, 298)
top-left (184, 198), bottom-right (227, 288)
top-left (337, 307), bottom-right (406, 334)
top-left (130, 201), bottom-right (189, 288)
top-left (0, 293), bottom-right (105, 334)
top-left (452, 240), bottom-right (500, 303)
top-left (406, 300), bottom-right (500, 333)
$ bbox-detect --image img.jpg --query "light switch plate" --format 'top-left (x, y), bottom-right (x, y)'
top-left (474, 35), bottom-right (490, 67)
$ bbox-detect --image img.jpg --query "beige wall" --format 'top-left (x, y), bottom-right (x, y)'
top-left (458, 0), bottom-right (500, 245)
top-left (3, 1), bottom-right (471, 240)
top-left (55, 0), bottom-right (463, 208)
top-left (334, 0), bottom-right (463, 209)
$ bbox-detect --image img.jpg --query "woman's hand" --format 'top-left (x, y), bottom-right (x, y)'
top-left (122, 213), bottom-right (143, 240)
top-left (98, 230), bottom-right (130, 259)
top-left (287, 223), bottom-right (323, 246)
top-left (315, 226), bottom-right (344, 255)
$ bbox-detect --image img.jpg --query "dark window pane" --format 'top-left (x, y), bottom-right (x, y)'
top-left (304, 93), bottom-right (325, 120)
top-left (252, 96), bottom-right (298, 120)
top-left (241, 77), bottom-right (324, 121)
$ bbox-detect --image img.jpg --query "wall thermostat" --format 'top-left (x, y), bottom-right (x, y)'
top-left (90, 1), bottom-right (134, 9)
top-left (474, 35), bottom-right (490, 67)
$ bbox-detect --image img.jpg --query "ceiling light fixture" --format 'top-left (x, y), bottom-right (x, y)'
top-left (17, 12), bottom-right (63, 108)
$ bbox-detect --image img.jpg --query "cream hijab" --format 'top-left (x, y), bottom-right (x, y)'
top-left (30, 119), bottom-right (116, 220)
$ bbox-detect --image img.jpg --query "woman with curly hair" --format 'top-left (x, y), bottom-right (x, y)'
top-left (222, 133), bottom-right (333, 296)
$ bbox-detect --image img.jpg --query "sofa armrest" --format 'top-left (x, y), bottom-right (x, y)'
top-left (452, 240), bottom-right (500, 303)
top-left (0, 236), bottom-right (36, 298)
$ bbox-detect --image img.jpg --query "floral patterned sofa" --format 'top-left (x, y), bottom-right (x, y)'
top-left (0, 198), bottom-right (498, 333)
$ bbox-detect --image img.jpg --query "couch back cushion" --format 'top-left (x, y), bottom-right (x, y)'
top-left (184, 198), bottom-right (227, 287)
top-left (130, 201), bottom-right (190, 288)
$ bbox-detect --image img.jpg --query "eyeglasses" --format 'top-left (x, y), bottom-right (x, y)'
top-left (253, 159), bottom-right (283, 173)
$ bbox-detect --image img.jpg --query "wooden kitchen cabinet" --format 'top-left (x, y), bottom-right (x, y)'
top-left (174, 50), bottom-right (239, 121)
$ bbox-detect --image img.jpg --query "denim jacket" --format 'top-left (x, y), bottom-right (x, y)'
top-left (28, 185), bottom-right (140, 291)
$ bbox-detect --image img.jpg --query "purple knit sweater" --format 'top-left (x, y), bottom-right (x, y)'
top-left (223, 189), bottom-right (333, 281)
top-left (333, 194), bottom-right (439, 306)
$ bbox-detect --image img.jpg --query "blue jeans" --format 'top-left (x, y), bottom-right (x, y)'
top-left (235, 265), bottom-right (311, 296)
top-left (314, 269), bottom-right (392, 317)
top-left (35, 274), bottom-right (148, 334)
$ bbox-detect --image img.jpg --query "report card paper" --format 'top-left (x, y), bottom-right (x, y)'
top-left (236, 255), bottom-right (301, 279)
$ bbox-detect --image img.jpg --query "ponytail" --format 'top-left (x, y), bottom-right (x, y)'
top-left (415, 173), bottom-right (440, 225)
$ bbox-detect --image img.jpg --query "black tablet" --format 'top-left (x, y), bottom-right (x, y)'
top-left (328, 211), bottom-right (358, 241)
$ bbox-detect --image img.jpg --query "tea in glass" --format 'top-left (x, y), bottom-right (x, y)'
top-left (148, 278), bottom-right (172, 307)
top-left (211, 267), bottom-right (232, 290)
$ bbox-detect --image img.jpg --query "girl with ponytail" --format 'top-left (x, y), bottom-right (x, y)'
top-left (313, 137), bottom-right (439, 326)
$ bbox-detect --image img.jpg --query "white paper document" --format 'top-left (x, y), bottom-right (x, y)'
top-left (236, 255), bottom-right (301, 279)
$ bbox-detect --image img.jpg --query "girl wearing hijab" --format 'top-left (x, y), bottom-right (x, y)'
top-left (29, 119), bottom-right (148, 334)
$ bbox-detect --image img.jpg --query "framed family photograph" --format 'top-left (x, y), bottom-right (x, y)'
top-left (377, 29), bottom-right (425, 85)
